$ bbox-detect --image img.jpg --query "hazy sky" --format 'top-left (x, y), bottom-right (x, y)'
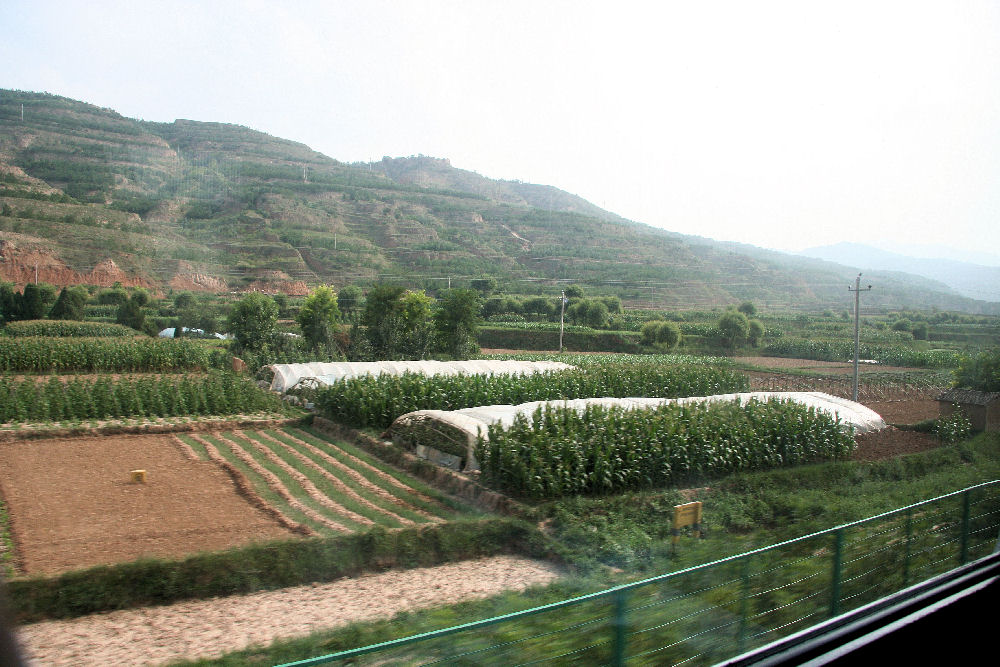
top-left (3, 1), bottom-right (999, 264)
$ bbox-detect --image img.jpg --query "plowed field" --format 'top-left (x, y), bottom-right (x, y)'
top-left (0, 434), bottom-right (294, 574)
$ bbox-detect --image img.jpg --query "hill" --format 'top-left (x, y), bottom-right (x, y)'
top-left (1, 88), bottom-right (997, 313)
top-left (799, 242), bottom-right (1000, 303)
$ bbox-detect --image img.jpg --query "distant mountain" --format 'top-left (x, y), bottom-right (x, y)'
top-left (1, 88), bottom-right (998, 314)
top-left (799, 242), bottom-right (1000, 303)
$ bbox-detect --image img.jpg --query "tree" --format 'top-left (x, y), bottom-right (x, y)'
top-left (522, 296), bottom-right (554, 319)
top-left (748, 318), bottom-right (765, 347)
top-left (718, 310), bottom-right (750, 351)
top-left (0, 284), bottom-right (18, 323)
top-left (953, 348), bottom-right (1000, 392)
top-left (296, 286), bottom-right (342, 352)
top-left (227, 292), bottom-right (278, 352)
top-left (911, 321), bottom-right (928, 340)
top-left (49, 286), bottom-right (88, 320)
top-left (116, 293), bottom-right (147, 332)
top-left (361, 284), bottom-right (434, 359)
top-left (434, 289), bottom-right (481, 357)
top-left (337, 285), bottom-right (362, 318)
top-left (567, 299), bottom-right (609, 328)
top-left (470, 276), bottom-right (498, 297)
top-left (564, 284), bottom-right (585, 300)
top-left (19, 283), bottom-right (48, 320)
top-left (97, 286), bottom-right (129, 305)
top-left (737, 301), bottom-right (757, 317)
top-left (641, 320), bottom-right (681, 350)
top-left (174, 291), bottom-right (196, 311)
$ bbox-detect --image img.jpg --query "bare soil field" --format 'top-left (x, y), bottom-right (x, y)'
top-left (0, 434), bottom-right (293, 575)
top-left (15, 555), bottom-right (563, 667)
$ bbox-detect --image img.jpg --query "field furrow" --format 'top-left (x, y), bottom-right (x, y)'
top-left (253, 430), bottom-right (442, 524)
top-left (171, 434), bottom-right (314, 537)
top-left (188, 433), bottom-right (348, 534)
top-left (227, 431), bottom-right (395, 526)
top-left (211, 433), bottom-right (364, 532)
top-left (284, 427), bottom-right (446, 507)
top-left (243, 431), bottom-right (424, 526)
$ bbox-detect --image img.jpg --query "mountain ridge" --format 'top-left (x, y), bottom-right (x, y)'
top-left (1, 88), bottom-right (997, 314)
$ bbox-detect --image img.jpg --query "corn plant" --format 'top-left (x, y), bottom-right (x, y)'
top-left (0, 372), bottom-right (285, 423)
top-left (2, 320), bottom-right (138, 338)
top-left (0, 337), bottom-right (210, 372)
top-left (476, 398), bottom-right (855, 499)
top-left (312, 361), bottom-right (750, 429)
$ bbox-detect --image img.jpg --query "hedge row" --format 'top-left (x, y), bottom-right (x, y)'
top-left (0, 336), bottom-right (209, 371)
top-left (478, 326), bottom-right (641, 353)
top-left (7, 518), bottom-right (548, 622)
top-left (2, 320), bottom-right (139, 338)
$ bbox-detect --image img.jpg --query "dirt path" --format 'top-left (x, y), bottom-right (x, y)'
top-left (15, 555), bottom-right (563, 667)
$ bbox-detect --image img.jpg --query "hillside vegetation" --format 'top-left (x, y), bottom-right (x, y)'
top-left (2, 89), bottom-right (997, 313)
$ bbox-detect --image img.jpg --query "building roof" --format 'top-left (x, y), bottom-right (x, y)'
top-left (937, 389), bottom-right (1000, 406)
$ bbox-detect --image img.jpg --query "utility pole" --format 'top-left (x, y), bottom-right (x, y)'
top-left (849, 274), bottom-right (872, 401)
top-left (559, 290), bottom-right (566, 353)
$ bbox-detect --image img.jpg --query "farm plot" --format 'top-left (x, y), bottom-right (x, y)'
top-left (174, 427), bottom-right (470, 537)
top-left (0, 427), bottom-right (472, 575)
top-left (0, 434), bottom-right (294, 574)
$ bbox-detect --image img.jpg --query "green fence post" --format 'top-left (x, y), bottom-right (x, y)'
top-left (613, 589), bottom-right (628, 666)
top-left (903, 508), bottom-right (913, 589)
top-left (830, 528), bottom-right (844, 618)
top-left (737, 555), bottom-right (752, 654)
top-left (960, 490), bottom-right (972, 565)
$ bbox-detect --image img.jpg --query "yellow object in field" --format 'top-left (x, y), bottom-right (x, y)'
top-left (130, 469), bottom-right (147, 483)
top-left (672, 501), bottom-right (703, 545)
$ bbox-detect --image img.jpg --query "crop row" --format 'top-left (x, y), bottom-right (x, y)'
top-left (2, 320), bottom-right (139, 338)
top-left (177, 427), bottom-right (466, 536)
top-left (762, 339), bottom-right (962, 368)
top-left (0, 372), bottom-right (283, 423)
top-left (0, 336), bottom-right (209, 371)
top-left (477, 399), bottom-right (855, 499)
top-left (312, 362), bottom-right (750, 429)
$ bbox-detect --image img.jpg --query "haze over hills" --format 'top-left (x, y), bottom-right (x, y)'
top-left (1, 89), bottom-right (997, 314)
top-left (799, 242), bottom-right (1000, 304)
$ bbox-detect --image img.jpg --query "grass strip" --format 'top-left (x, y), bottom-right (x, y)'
top-left (175, 433), bottom-right (209, 461)
top-left (6, 518), bottom-right (548, 623)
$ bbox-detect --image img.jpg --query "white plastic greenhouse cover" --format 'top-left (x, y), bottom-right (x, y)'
top-left (267, 359), bottom-right (576, 393)
top-left (390, 392), bottom-right (888, 472)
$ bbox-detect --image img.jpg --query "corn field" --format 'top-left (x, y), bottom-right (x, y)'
top-left (0, 372), bottom-right (284, 423)
top-left (312, 362), bottom-right (750, 429)
top-left (0, 337), bottom-right (210, 372)
top-left (476, 398), bottom-right (855, 499)
top-left (762, 339), bottom-right (961, 368)
top-left (2, 320), bottom-right (138, 338)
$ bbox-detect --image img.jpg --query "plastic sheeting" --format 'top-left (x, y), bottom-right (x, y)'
top-left (268, 359), bottom-right (576, 393)
top-left (390, 392), bottom-right (888, 472)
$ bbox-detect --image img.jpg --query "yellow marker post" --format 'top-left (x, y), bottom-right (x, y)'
top-left (672, 501), bottom-right (703, 547)
top-left (130, 469), bottom-right (147, 484)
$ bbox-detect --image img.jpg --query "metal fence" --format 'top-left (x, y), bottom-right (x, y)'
top-left (279, 481), bottom-right (1000, 666)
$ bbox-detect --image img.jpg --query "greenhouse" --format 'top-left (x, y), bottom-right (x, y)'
top-left (387, 392), bottom-right (888, 472)
top-left (267, 359), bottom-right (575, 393)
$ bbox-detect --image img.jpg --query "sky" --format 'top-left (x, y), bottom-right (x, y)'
top-left (3, 0), bottom-right (999, 265)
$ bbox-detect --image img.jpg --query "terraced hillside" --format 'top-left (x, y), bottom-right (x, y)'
top-left (2, 89), bottom-right (997, 313)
